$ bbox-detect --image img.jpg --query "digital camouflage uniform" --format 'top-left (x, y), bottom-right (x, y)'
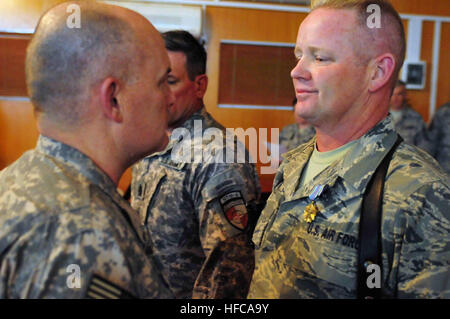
top-left (248, 116), bottom-right (450, 299)
top-left (280, 123), bottom-right (315, 152)
top-left (423, 103), bottom-right (450, 174)
top-left (0, 136), bottom-right (172, 299)
top-left (390, 107), bottom-right (428, 148)
top-left (131, 108), bottom-right (261, 299)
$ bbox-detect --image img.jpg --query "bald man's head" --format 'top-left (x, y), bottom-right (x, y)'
top-left (26, 1), bottom-right (149, 125)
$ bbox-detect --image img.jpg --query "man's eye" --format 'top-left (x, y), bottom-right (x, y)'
top-left (315, 56), bottom-right (327, 62)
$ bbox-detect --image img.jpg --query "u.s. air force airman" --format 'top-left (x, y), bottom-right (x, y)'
top-left (248, 0), bottom-right (450, 299)
top-left (0, 1), bottom-right (174, 298)
top-left (131, 31), bottom-right (261, 299)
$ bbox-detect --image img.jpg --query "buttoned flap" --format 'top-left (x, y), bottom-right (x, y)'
top-left (131, 168), bottom-right (167, 226)
top-left (201, 168), bottom-right (254, 233)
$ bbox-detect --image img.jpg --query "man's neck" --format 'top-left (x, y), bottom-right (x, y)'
top-left (38, 122), bottom-right (125, 186)
top-left (315, 98), bottom-right (389, 152)
top-left (168, 103), bottom-right (204, 132)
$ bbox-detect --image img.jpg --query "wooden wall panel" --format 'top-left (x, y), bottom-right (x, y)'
top-left (390, 0), bottom-right (450, 16)
top-left (0, 35), bottom-right (30, 97)
top-left (0, 100), bottom-right (39, 168)
top-left (405, 21), bottom-right (434, 122)
top-left (204, 7), bottom-right (306, 132)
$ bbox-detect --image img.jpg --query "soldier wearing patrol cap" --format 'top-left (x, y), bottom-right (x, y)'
top-left (248, 0), bottom-right (449, 299)
top-left (0, 1), bottom-right (174, 298)
top-left (131, 30), bottom-right (261, 299)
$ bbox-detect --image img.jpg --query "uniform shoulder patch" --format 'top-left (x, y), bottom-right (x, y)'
top-left (86, 274), bottom-right (137, 299)
top-left (219, 191), bottom-right (248, 231)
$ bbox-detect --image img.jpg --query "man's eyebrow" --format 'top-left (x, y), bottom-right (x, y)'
top-left (295, 46), bottom-right (328, 56)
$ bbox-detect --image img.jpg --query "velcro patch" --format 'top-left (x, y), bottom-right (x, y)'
top-left (86, 274), bottom-right (137, 299)
top-left (219, 191), bottom-right (248, 231)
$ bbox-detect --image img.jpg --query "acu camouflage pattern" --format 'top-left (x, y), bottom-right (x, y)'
top-left (422, 103), bottom-right (450, 174)
top-left (0, 136), bottom-right (172, 298)
top-left (390, 107), bottom-right (428, 149)
top-left (248, 116), bottom-right (450, 299)
top-left (131, 108), bottom-right (261, 299)
top-left (280, 123), bottom-right (316, 152)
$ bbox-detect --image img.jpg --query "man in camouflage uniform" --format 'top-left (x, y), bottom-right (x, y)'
top-left (0, 2), bottom-right (174, 298)
top-left (422, 103), bottom-right (450, 173)
top-left (248, 0), bottom-right (449, 299)
top-left (389, 80), bottom-right (428, 148)
top-left (131, 31), bottom-right (261, 299)
top-left (280, 100), bottom-right (316, 152)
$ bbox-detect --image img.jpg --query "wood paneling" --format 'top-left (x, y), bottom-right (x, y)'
top-left (0, 100), bottom-right (39, 168)
top-left (405, 21), bottom-right (434, 122)
top-left (219, 42), bottom-right (296, 106)
top-left (0, 35), bottom-right (30, 96)
top-left (390, 0), bottom-right (450, 17)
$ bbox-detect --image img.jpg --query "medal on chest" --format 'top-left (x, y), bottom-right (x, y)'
top-left (303, 184), bottom-right (326, 223)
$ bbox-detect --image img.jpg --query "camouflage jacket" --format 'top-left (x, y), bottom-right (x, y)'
top-left (131, 108), bottom-right (261, 299)
top-left (280, 123), bottom-right (315, 152)
top-left (422, 103), bottom-right (450, 173)
top-left (248, 117), bottom-right (449, 299)
top-left (0, 136), bottom-right (172, 299)
top-left (391, 107), bottom-right (427, 148)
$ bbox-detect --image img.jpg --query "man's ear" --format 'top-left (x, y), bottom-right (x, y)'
top-left (99, 77), bottom-right (123, 122)
top-left (194, 74), bottom-right (208, 99)
top-left (368, 53), bottom-right (396, 93)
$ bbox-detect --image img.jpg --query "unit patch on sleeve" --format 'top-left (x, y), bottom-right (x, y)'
top-left (219, 191), bottom-right (248, 231)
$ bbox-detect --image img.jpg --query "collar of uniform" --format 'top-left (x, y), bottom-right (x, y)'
top-left (281, 116), bottom-right (397, 199)
top-left (181, 107), bottom-right (220, 133)
top-left (37, 135), bottom-right (117, 193)
top-left (281, 138), bottom-right (316, 199)
top-left (36, 135), bottom-right (147, 243)
top-left (338, 116), bottom-right (398, 193)
top-left (143, 108), bottom-right (213, 160)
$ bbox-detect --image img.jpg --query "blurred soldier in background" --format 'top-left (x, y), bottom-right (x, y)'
top-left (131, 31), bottom-right (261, 299)
top-left (389, 80), bottom-right (428, 148)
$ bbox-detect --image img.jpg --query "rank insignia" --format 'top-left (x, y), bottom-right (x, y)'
top-left (303, 184), bottom-right (326, 223)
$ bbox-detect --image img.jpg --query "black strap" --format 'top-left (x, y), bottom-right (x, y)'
top-left (357, 135), bottom-right (403, 299)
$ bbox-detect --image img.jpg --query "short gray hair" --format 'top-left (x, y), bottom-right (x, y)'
top-left (26, 4), bottom-right (139, 125)
top-left (310, 0), bottom-right (405, 89)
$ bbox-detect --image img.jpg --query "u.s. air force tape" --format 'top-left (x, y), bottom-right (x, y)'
top-left (86, 274), bottom-right (137, 299)
top-left (219, 191), bottom-right (248, 231)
